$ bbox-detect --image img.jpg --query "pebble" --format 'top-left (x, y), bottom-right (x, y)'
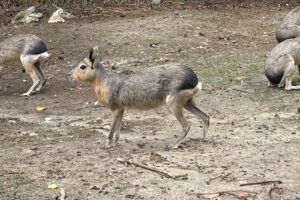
top-left (8, 120), bottom-right (17, 124)
top-left (29, 132), bottom-right (38, 137)
top-left (45, 117), bottom-right (52, 122)
top-left (103, 125), bottom-right (110, 129)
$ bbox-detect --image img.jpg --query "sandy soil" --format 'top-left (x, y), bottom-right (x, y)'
top-left (0, 1), bottom-right (299, 199)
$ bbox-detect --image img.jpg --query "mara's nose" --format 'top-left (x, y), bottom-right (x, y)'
top-left (68, 71), bottom-right (74, 82)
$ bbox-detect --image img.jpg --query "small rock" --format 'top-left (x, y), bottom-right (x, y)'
top-left (8, 120), bottom-right (17, 124)
top-left (29, 132), bottom-right (38, 137)
top-left (152, 0), bottom-right (161, 4)
top-left (90, 185), bottom-right (101, 190)
top-left (103, 125), bottom-right (110, 130)
top-left (21, 131), bottom-right (27, 135)
top-left (12, 6), bottom-right (43, 24)
top-left (48, 8), bottom-right (74, 23)
top-left (45, 117), bottom-right (52, 122)
top-left (150, 43), bottom-right (159, 48)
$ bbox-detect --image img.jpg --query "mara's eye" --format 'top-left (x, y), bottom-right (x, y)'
top-left (80, 65), bottom-right (86, 70)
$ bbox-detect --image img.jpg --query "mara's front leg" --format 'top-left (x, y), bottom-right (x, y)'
top-left (105, 109), bottom-right (124, 149)
top-left (113, 109), bottom-right (124, 145)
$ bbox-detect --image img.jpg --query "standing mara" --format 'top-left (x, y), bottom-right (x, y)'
top-left (69, 47), bottom-right (209, 149)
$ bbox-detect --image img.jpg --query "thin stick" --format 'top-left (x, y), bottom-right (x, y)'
top-left (199, 190), bottom-right (257, 198)
top-left (205, 173), bottom-right (231, 185)
top-left (225, 33), bottom-right (234, 40)
top-left (240, 180), bottom-right (282, 187)
top-left (58, 188), bottom-right (65, 200)
top-left (268, 186), bottom-right (282, 200)
top-left (117, 158), bottom-right (188, 180)
top-left (232, 88), bottom-right (254, 94)
top-left (48, 0), bottom-right (60, 9)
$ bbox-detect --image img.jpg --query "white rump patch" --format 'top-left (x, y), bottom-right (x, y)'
top-left (197, 82), bottom-right (202, 90)
top-left (20, 52), bottom-right (49, 64)
top-left (39, 52), bottom-right (49, 60)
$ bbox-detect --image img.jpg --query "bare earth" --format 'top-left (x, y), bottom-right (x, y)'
top-left (0, 1), bottom-right (299, 200)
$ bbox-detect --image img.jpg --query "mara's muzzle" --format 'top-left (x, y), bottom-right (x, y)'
top-left (68, 71), bottom-right (74, 82)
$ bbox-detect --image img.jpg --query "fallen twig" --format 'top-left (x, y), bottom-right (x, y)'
top-left (232, 88), bottom-right (254, 94)
top-left (268, 186), bottom-right (285, 200)
top-left (240, 180), bottom-right (282, 187)
top-left (225, 33), bottom-right (234, 40)
top-left (117, 158), bottom-right (188, 180)
top-left (47, 75), bottom-right (54, 80)
top-left (205, 173), bottom-right (231, 185)
top-left (58, 188), bottom-right (65, 200)
top-left (198, 190), bottom-right (257, 199)
top-left (4, 171), bottom-right (25, 175)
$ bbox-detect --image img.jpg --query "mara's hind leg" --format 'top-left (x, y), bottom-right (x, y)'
top-left (167, 94), bottom-right (191, 149)
top-left (113, 109), bottom-right (124, 145)
top-left (276, 54), bottom-right (300, 90)
top-left (34, 62), bottom-right (47, 91)
top-left (105, 109), bottom-right (124, 149)
top-left (20, 55), bottom-right (41, 96)
top-left (0, 66), bottom-right (4, 90)
top-left (184, 99), bottom-right (210, 139)
top-left (0, 66), bottom-right (3, 79)
top-left (284, 64), bottom-right (300, 90)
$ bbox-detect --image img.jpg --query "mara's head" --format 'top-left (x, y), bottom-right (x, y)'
top-left (69, 47), bottom-right (101, 83)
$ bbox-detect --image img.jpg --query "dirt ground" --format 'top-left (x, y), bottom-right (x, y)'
top-left (0, 1), bottom-right (300, 200)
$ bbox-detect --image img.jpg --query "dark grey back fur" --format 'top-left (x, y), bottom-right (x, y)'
top-left (265, 38), bottom-right (300, 84)
top-left (0, 34), bottom-right (47, 64)
top-left (276, 7), bottom-right (300, 43)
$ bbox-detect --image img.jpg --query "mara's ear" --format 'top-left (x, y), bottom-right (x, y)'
top-left (89, 48), bottom-right (95, 64)
top-left (88, 46), bottom-right (102, 64)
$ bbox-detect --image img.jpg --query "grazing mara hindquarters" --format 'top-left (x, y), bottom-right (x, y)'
top-left (69, 47), bottom-right (210, 149)
top-left (265, 38), bottom-right (300, 90)
top-left (276, 7), bottom-right (300, 43)
top-left (0, 34), bottom-right (49, 96)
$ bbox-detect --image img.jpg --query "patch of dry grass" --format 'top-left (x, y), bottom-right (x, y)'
top-left (0, 0), bottom-right (153, 8)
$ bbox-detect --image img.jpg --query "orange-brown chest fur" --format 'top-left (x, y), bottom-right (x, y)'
top-left (92, 79), bottom-right (110, 107)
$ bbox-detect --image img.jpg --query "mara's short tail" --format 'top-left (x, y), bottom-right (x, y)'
top-left (38, 52), bottom-right (49, 60)
top-left (196, 82), bottom-right (202, 90)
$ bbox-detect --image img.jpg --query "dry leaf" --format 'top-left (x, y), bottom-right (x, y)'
top-left (236, 191), bottom-right (250, 197)
top-left (32, 173), bottom-right (46, 179)
top-left (48, 184), bottom-right (58, 189)
top-left (201, 193), bottom-right (220, 198)
top-left (36, 107), bottom-right (47, 112)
